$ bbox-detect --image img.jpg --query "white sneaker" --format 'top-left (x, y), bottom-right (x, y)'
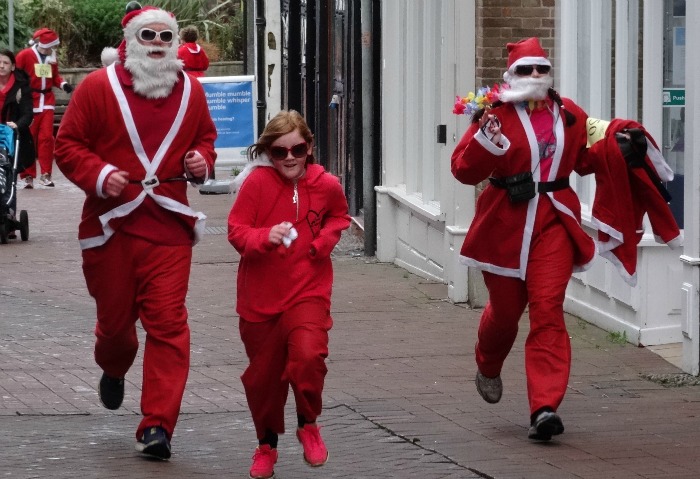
top-left (39, 173), bottom-right (54, 187)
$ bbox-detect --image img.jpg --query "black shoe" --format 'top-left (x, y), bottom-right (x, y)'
top-left (528, 409), bottom-right (564, 441)
top-left (136, 426), bottom-right (171, 460)
top-left (98, 373), bottom-right (124, 410)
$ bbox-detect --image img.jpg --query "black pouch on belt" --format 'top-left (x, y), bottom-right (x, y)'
top-left (505, 171), bottom-right (536, 203)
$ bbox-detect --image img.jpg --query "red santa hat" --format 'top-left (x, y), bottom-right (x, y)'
top-left (31, 28), bottom-right (60, 49)
top-left (101, 3), bottom-right (178, 66)
top-left (505, 37), bottom-right (551, 73)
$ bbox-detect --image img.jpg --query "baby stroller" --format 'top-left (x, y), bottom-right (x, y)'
top-left (0, 123), bottom-right (29, 243)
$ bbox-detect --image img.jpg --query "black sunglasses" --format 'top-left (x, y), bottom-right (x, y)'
top-left (269, 142), bottom-right (308, 161)
top-left (514, 64), bottom-right (551, 76)
top-left (138, 28), bottom-right (174, 43)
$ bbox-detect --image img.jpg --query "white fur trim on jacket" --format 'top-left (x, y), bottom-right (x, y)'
top-left (124, 10), bottom-right (179, 39)
top-left (230, 153), bottom-right (275, 194)
top-left (101, 47), bottom-right (120, 67)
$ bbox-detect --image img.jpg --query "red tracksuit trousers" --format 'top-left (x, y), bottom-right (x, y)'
top-left (475, 202), bottom-right (574, 416)
top-left (239, 300), bottom-right (332, 439)
top-left (81, 233), bottom-right (192, 441)
top-left (22, 109), bottom-right (54, 178)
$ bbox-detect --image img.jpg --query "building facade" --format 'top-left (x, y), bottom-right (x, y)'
top-left (257, 1), bottom-right (699, 373)
top-left (375, 0), bottom-right (700, 373)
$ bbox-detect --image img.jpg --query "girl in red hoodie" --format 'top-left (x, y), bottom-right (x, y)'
top-left (228, 110), bottom-right (351, 479)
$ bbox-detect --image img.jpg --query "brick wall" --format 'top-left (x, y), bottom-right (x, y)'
top-left (475, 0), bottom-right (556, 88)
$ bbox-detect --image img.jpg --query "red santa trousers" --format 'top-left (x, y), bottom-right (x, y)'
top-left (21, 109), bottom-right (55, 178)
top-left (239, 300), bottom-right (332, 439)
top-left (475, 202), bottom-right (574, 416)
top-left (81, 232), bottom-right (192, 441)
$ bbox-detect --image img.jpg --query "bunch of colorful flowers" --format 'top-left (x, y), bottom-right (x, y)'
top-left (453, 84), bottom-right (507, 116)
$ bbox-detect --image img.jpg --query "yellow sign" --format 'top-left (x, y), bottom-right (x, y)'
top-left (586, 117), bottom-right (610, 148)
top-left (34, 64), bottom-right (52, 79)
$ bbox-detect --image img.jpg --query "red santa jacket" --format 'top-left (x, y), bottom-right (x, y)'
top-left (451, 98), bottom-right (595, 280)
top-left (177, 43), bottom-right (209, 78)
top-left (54, 63), bottom-right (217, 249)
top-left (587, 119), bottom-right (682, 286)
top-left (228, 161), bottom-right (351, 322)
top-left (15, 45), bottom-right (67, 112)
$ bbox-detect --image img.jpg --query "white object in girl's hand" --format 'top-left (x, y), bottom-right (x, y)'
top-left (282, 227), bottom-right (298, 248)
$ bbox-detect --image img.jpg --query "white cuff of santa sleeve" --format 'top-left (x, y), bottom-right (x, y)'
top-left (474, 129), bottom-right (510, 155)
top-left (97, 164), bottom-right (119, 199)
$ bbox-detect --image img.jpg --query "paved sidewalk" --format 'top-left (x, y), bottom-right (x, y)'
top-left (2, 170), bottom-right (700, 479)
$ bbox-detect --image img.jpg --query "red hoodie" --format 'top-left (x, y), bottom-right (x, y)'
top-left (228, 163), bottom-right (351, 322)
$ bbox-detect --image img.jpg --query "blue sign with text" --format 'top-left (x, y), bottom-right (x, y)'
top-left (200, 76), bottom-right (256, 164)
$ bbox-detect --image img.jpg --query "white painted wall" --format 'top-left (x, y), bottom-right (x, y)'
top-left (558, 0), bottom-right (684, 347)
top-left (680, 0), bottom-right (700, 374)
top-left (376, 0), bottom-right (475, 302)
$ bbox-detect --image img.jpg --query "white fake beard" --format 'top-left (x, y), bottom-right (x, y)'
top-left (124, 37), bottom-right (183, 99)
top-left (499, 74), bottom-right (553, 103)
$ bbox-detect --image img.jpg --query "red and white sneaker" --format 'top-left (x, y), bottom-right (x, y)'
top-left (296, 423), bottom-right (328, 467)
top-left (249, 444), bottom-right (277, 479)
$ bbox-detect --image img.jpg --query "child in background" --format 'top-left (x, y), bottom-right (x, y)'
top-left (227, 110), bottom-right (351, 479)
top-left (177, 25), bottom-right (209, 78)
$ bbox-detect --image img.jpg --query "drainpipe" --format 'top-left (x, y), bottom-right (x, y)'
top-left (255, 0), bottom-right (267, 135)
top-left (242, 0), bottom-right (248, 75)
top-left (361, 0), bottom-right (376, 255)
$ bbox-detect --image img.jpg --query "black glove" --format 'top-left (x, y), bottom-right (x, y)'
top-left (63, 83), bottom-right (74, 94)
top-left (615, 128), bottom-right (647, 168)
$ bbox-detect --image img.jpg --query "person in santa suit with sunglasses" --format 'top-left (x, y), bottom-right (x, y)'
top-left (228, 110), bottom-right (351, 479)
top-left (452, 37), bottom-right (595, 442)
top-left (54, 2), bottom-right (216, 460)
top-left (452, 36), bottom-right (681, 443)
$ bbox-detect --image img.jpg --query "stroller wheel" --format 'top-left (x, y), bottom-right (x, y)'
top-left (19, 210), bottom-right (28, 241)
top-left (0, 223), bottom-right (7, 244)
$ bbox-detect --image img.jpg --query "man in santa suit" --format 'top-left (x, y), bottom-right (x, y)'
top-left (54, 2), bottom-right (217, 459)
top-left (15, 28), bottom-right (73, 188)
top-left (451, 37), bottom-right (594, 441)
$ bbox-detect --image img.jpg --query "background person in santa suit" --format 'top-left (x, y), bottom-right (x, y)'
top-left (15, 27), bottom-right (73, 188)
top-left (177, 25), bottom-right (209, 78)
top-left (451, 37), bottom-right (594, 442)
top-left (54, 2), bottom-right (217, 460)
